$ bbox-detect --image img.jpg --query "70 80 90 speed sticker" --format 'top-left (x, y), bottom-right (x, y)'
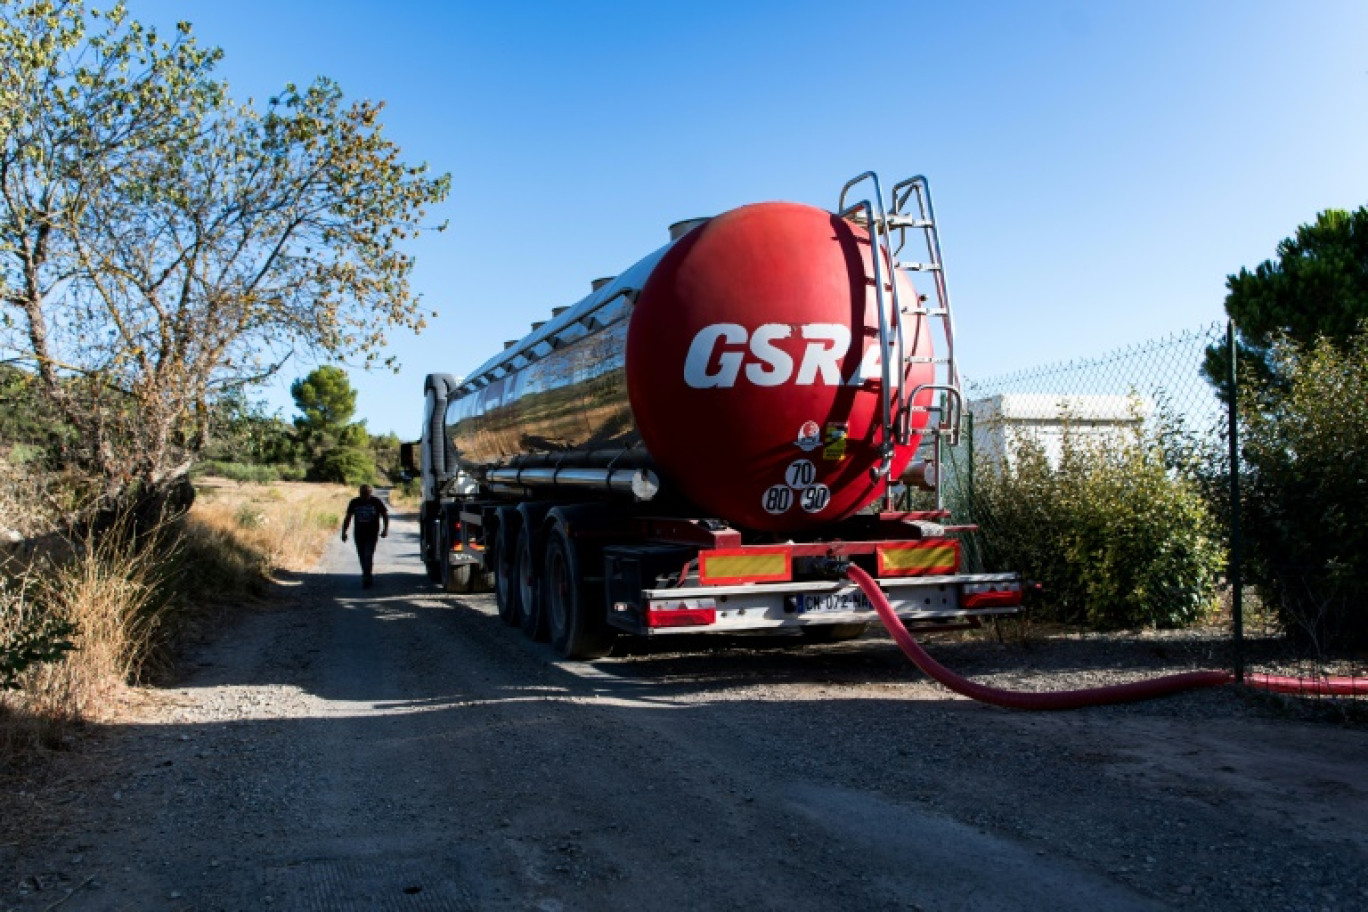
top-left (762, 458), bottom-right (832, 515)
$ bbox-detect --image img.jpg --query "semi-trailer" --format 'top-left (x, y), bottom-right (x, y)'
top-left (402, 172), bottom-right (1022, 658)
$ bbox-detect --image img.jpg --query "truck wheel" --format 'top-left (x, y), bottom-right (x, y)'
top-left (446, 563), bottom-right (472, 593)
top-left (422, 505), bottom-right (442, 582)
top-left (494, 522), bottom-right (520, 626)
top-left (800, 622), bottom-right (870, 643)
top-left (438, 531), bottom-right (463, 592)
top-left (544, 525), bottom-right (614, 660)
top-left (516, 526), bottom-right (547, 641)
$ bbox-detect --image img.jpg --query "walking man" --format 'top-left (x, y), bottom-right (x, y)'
top-left (341, 484), bottom-right (390, 588)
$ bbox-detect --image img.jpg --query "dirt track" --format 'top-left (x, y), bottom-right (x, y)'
top-left (3, 508), bottom-right (1366, 911)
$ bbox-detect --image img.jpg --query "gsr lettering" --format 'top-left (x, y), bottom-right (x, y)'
top-left (683, 323), bottom-right (886, 389)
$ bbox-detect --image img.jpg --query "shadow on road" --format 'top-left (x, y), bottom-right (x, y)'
top-left (2, 513), bottom-right (1365, 912)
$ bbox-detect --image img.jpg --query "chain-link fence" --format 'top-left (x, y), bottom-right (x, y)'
top-left (930, 321), bottom-right (1366, 703)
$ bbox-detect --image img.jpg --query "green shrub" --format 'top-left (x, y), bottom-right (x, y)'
top-left (193, 461), bottom-right (280, 484)
top-left (1239, 333), bottom-right (1368, 648)
top-left (193, 460), bottom-right (313, 484)
top-left (396, 477), bottom-right (420, 501)
top-left (234, 503), bottom-right (266, 529)
top-left (275, 462), bottom-right (308, 482)
top-left (1, 580), bottom-right (75, 691)
top-left (967, 414), bottom-right (1225, 629)
top-left (312, 446), bottom-right (376, 486)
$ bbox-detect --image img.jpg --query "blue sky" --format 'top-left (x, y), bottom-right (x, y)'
top-left (134, 0), bottom-right (1368, 437)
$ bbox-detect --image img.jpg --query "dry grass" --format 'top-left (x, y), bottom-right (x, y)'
top-left (186, 480), bottom-right (348, 577)
top-left (1, 481), bottom-right (349, 768)
top-left (1, 523), bottom-right (169, 759)
top-left (387, 480), bottom-right (420, 512)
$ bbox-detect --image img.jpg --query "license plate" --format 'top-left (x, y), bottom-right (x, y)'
top-left (800, 591), bottom-right (872, 612)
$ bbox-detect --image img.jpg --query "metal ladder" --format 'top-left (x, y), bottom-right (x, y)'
top-left (838, 173), bottom-right (963, 510)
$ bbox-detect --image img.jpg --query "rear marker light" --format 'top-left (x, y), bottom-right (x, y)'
top-left (645, 602), bottom-right (718, 628)
top-left (962, 582), bottom-right (1023, 609)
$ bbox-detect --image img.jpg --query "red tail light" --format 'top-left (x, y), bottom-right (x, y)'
top-left (645, 606), bottom-right (718, 628)
top-left (962, 582), bottom-right (1022, 609)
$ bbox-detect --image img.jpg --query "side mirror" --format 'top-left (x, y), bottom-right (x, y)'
top-left (399, 441), bottom-right (419, 474)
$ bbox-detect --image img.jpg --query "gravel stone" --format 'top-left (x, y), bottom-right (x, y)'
top-left (1, 508), bottom-right (1365, 911)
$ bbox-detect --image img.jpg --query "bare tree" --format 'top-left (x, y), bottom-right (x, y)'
top-left (0, 0), bottom-right (449, 514)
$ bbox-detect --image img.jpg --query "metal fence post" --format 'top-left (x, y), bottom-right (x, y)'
top-left (965, 409), bottom-right (975, 519)
top-left (1227, 320), bottom-right (1244, 683)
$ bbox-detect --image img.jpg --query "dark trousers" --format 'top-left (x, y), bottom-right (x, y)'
top-left (354, 528), bottom-right (379, 580)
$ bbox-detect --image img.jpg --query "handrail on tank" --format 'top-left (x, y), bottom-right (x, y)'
top-left (904, 383), bottom-right (962, 444)
top-left (905, 383), bottom-right (963, 511)
top-left (838, 172), bottom-right (904, 501)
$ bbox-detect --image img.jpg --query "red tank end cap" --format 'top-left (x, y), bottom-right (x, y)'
top-left (626, 201), bottom-right (935, 532)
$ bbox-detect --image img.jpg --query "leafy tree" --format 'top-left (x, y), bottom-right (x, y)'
top-left (1201, 206), bottom-right (1368, 649)
top-left (368, 430), bottom-right (403, 482)
top-left (0, 364), bottom-right (73, 459)
top-left (198, 392), bottom-right (298, 467)
top-left (1205, 207), bottom-right (1368, 390)
top-left (0, 1), bottom-right (449, 518)
top-left (1238, 334), bottom-right (1368, 648)
top-left (291, 365), bottom-right (357, 436)
top-left (290, 364), bottom-right (372, 482)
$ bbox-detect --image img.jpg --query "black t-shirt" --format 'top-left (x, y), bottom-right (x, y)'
top-left (346, 496), bottom-right (389, 532)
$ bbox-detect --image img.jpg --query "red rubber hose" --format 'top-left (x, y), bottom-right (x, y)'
top-left (1245, 673), bottom-right (1368, 696)
top-left (848, 565), bottom-right (1232, 710)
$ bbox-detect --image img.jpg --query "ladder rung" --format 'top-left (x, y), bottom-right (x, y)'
top-left (905, 356), bottom-right (952, 365)
top-left (846, 213), bottom-right (933, 230)
top-left (896, 261), bottom-right (942, 272)
top-left (902, 308), bottom-right (950, 317)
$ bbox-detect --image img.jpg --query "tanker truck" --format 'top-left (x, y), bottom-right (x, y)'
top-left (402, 172), bottom-right (1022, 658)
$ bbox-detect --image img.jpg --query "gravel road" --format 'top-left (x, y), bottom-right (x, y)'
top-left (3, 507), bottom-right (1366, 911)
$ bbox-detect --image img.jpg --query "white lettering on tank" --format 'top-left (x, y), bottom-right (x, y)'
top-left (683, 323), bottom-right (871, 389)
top-left (846, 342), bottom-right (883, 386)
top-left (795, 324), bottom-right (851, 385)
top-left (684, 323), bottom-right (747, 388)
top-left (745, 324), bottom-right (794, 386)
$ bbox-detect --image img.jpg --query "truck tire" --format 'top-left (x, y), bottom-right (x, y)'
top-left (446, 562), bottom-right (472, 593)
top-left (494, 516), bottom-right (520, 626)
top-left (516, 525), bottom-right (547, 641)
top-left (475, 569), bottom-right (496, 593)
top-left (800, 622), bottom-right (870, 643)
top-left (422, 503), bottom-right (442, 582)
top-left (438, 525), bottom-right (457, 592)
top-left (544, 524), bottom-right (614, 660)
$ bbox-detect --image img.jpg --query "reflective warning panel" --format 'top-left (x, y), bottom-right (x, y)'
top-left (876, 541), bottom-right (960, 577)
top-left (699, 546), bottom-right (792, 585)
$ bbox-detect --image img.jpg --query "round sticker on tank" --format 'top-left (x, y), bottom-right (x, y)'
top-left (761, 484), bottom-right (794, 515)
top-left (801, 484), bottom-right (832, 513)
top-left (795, 420), bottom-right (821, 452)
top-left (785, 459), bottom-right (817, 490)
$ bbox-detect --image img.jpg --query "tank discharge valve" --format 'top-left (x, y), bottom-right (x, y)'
top-left (901, 459), bottom-right (937, 491)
